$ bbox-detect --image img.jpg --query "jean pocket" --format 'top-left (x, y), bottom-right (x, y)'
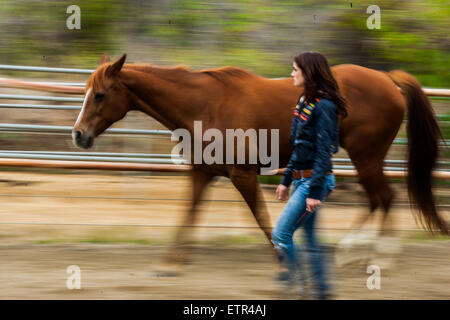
top-left (318, 175), bottom-right (335, 201)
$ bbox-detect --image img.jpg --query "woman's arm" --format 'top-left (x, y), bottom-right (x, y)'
top-left (308, 101), bottom-right (336, 200)
top-left (280, 117), bottom-right (298, 187)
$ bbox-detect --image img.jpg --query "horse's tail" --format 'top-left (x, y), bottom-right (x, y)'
top-left (388, 70), bottom-right (448, 235)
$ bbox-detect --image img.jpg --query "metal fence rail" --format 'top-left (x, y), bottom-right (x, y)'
top-left (28, 82), bottom-right (85, 87)
top-left (0, 94), bottom-right (84, 102)
top-left (0, 152), bottom-right (187, 164)
top-left (0, 150), bottom-right (178, 158)
top-left (0, 64), bottom-right (93, 74)
top-left (0, 123), bottom-right (448, 146)
top-left (0, 103), bottom-right (81, 110)
top-left (0, 123), bottom-right (172, 135)
top-left (0, 150), bottom-right (449, 168)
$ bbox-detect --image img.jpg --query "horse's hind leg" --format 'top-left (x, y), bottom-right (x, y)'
top-left (378, 172), bottom-right (395, 236)
top-left (374, 170), bottom-right (402, 265)
top-left (337, 160), bottom-right (382, 251)
top-left (336, 159), bottom-right (394, 268)
top-left (359, 166), bottom-right (401, 256)
top-left (345, 160), bottom-right (401, 268)
top-left (355, 162), bottom-right (397, 237)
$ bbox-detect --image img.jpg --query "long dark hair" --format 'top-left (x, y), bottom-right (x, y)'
top-left (294, 52), bottom-right (347, 118)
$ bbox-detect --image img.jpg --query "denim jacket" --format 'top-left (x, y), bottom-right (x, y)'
top-left (281, 96), bottom-right (339, 199)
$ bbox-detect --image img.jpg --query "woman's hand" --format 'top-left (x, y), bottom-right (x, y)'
top-left (276, 184), bottom-right (289, 201)
top-left (306, 198), bottom-right (322, 212)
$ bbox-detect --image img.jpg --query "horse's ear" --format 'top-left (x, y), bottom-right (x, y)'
top-left (105, 54), bottom-right (126, 78)
top-left (98, 53), bottom-right (110, 65)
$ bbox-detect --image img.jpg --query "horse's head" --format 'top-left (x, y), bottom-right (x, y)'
top-left (72, 54), bottom-right (134, 149)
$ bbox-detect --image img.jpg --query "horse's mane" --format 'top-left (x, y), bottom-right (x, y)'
top-left (127, 63), bottom-right (254, 83)
top-left (200, 66), bottom-right (255, 83)
top-left (86, 62), bottom-right (256, 91)
top-left (86, 64), bottom-right (108, 91)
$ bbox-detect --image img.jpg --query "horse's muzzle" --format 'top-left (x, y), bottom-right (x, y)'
top-left (72, 129), bottom-right (94, 149)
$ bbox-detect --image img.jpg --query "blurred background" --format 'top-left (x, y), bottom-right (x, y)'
top-left (0, 0), bottom-right (448, 299)
top-left (0, 0), bottom-right (448, 85)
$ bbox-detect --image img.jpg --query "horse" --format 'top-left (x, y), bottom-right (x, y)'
top-left (72, 53), bottom-right (447, 270)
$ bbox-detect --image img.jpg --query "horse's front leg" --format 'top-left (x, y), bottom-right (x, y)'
top-left (229, 166), bottom-right (274, 248)
top-left (156, 168), bottom-right (215, 273)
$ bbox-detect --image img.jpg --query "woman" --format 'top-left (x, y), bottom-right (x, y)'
top-left (273, 51), bottom-right (347, 299)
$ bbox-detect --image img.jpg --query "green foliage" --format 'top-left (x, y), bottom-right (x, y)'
top-left (0, 0), bottom-right (448, 83)
top-left (404, 231), bottom-right (450, 243)
top-left (0, 132), bottom-right (20, 140)
top-left (0, 0), bottom-right (126, 67)
top-left (257, 174), bottom-right (281, 185)
top-left (333, 0), bottom-right (450, 87)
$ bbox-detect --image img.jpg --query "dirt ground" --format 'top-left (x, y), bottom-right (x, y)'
top-left (0, 242), bottom-right (449, 300)
top-left (0, 170), bottom-right (448, 299)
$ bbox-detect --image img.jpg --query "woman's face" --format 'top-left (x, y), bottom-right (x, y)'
top-left (291, 62), bottom-right (305, 87)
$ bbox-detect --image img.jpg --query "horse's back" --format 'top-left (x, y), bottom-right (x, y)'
top-left (332, 64), bottom-right (406, 111)
top-left (331, 64), bottom-right (407, 158)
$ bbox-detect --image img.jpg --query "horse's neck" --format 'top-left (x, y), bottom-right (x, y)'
top-left (119, 67), bottom-right (209, 131)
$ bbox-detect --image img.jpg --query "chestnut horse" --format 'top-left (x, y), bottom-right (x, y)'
top-left (72, 54), bottom-right (447, 266)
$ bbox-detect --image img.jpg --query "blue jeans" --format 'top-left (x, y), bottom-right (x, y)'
top-left (272, 174), bottom-right (335, 295)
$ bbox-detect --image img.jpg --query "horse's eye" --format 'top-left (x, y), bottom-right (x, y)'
top-left (95, 93), bottom-right (105, 102)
